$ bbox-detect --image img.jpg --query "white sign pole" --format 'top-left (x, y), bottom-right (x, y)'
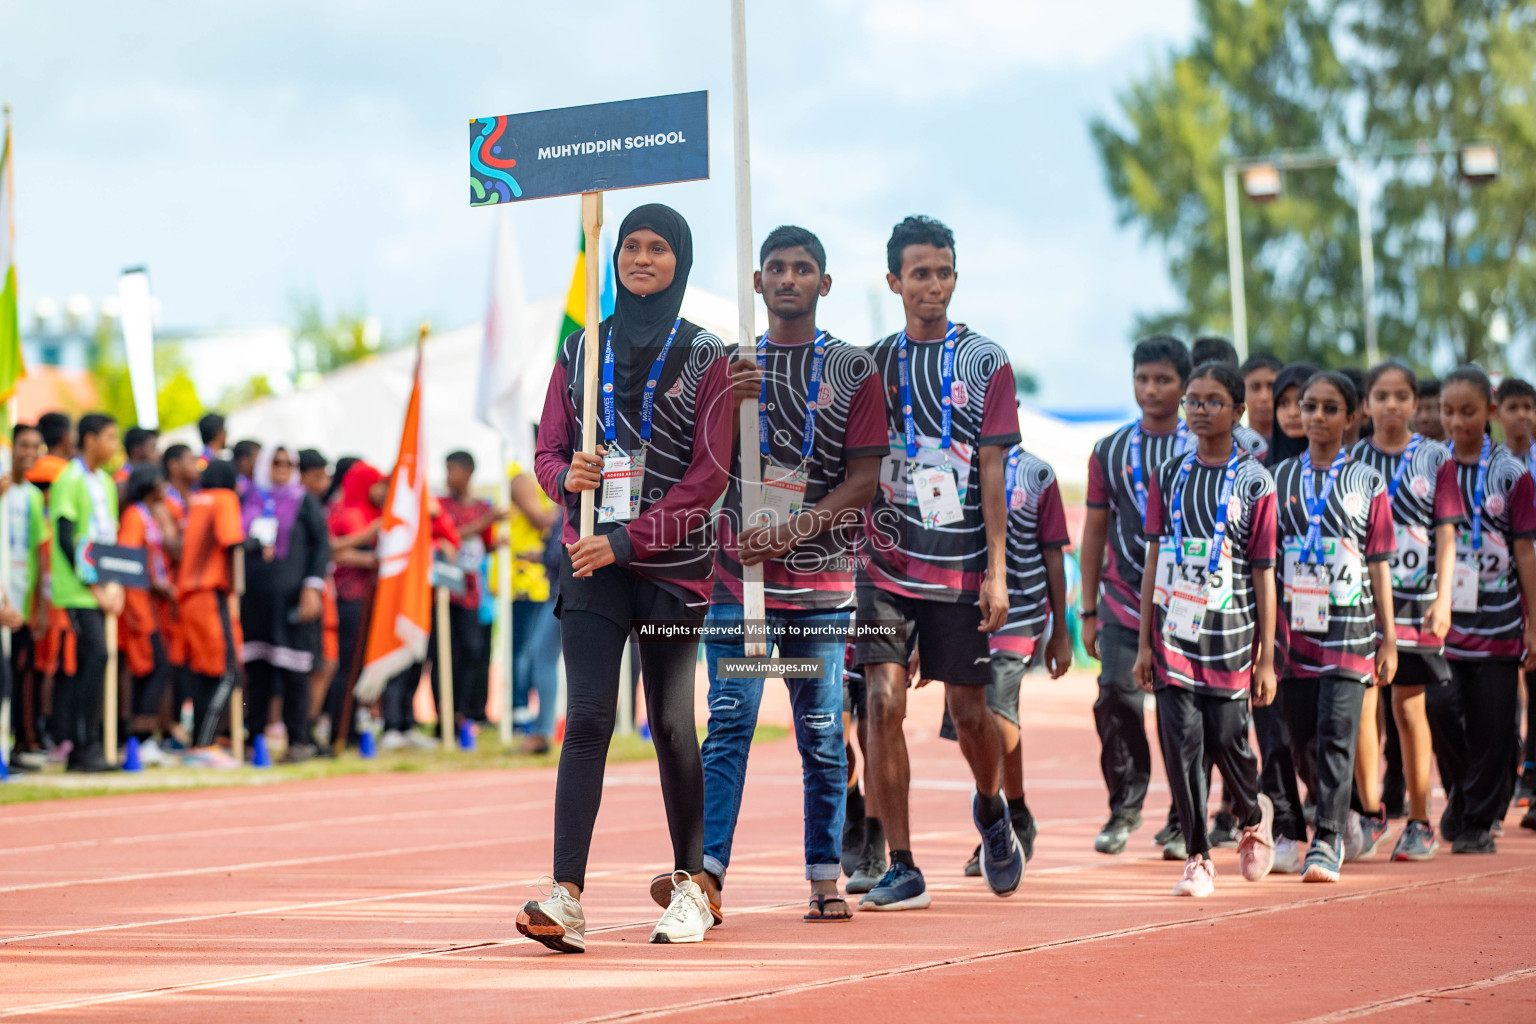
top-left (731, 0), bottom-right (767, 658)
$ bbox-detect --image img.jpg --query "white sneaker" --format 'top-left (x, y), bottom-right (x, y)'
top-left (379, 730), bottom-right (410, 751)
top-left (312, 714), bottom-right (332, 747)
top-left (650, 870), bottom-right (713, 944)
top-left (405, 730), bottom-right (438, 750)
top-left (1272, 836), bottom-right (1304, 875)
top-left (1342, 810), bottom-right (1365, 862)
top-left (1237, 794), bottom-right (1276, 882)
top-left (516, 878), bottom-right (586, 953)
top-left (137, 739), bottom-right (168, 767)
top-left (1171, 856), bottom-right (1215, 897)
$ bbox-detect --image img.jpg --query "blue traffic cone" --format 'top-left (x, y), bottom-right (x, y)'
top-left (639, 721), bottom-right (652, 742)
top-left (359, 730), bottom-right (377, 759)
top-left (251, 734), bottom-right (272, 769)
top-left (457, 721), bottom-right (476, 751)
top-left (122, 737), bottom-right (144, 773)
top-left (0, 754), bottom-right (8, 781)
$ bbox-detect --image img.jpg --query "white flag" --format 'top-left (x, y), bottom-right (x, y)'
top-left (474, 211), bottom-right (535, 466)
top-left (118, 267), bottom-right (158, 430)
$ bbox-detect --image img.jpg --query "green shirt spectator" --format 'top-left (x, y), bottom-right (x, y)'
top-left (49, 429), bottom-right (121, 612)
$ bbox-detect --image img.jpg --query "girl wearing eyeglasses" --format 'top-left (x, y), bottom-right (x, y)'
top-left (1271, 371), bottom-right (1397, 883)
top-left (1132, 361), bottom-right (1279, 898)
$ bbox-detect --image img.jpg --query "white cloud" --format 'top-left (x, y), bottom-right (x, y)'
top-left (830, 0), bottom-right (1194, 97)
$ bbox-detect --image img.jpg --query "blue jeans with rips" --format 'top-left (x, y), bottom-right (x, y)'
top-left (701, 603), bottom-right (849, 883)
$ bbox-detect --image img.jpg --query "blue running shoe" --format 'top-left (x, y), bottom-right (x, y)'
top-left (974, 794), bottom-right (1024, 897)
top-left (858, 862), bottom-right (932, 911)
top-left (1302, 835), bottom-right (1343, 883)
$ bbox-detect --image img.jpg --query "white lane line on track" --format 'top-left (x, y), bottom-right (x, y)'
top-left (0, 798), bottom-right (547, 858)
top-left (561, 865), bottom-right (1536, 1024)
top-left (0, 816), bottom-right (1110, 946)
top-left (0, 770), bottom-right (527, 825)
top-left (3, 849), bottom-right (1522, 1017)
top-left (1292, 965), bottom-right (1536, 1022)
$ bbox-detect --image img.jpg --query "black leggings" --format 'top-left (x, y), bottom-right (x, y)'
top-left (245, 660), bottom-right (309, 746)
top-left (1284, 675), bottom-right (1365, 841)
top-left (326, 598), bottom-right (366, 733)
top-left (58, 609), bottom-right (107, 754)
top-left (191, 598), bottom-right (240, 749)
top-left (1156, 686), bottom-right (1261, 857)
top-left (553, 599), bottom-right (704, 889)
top-left (130, 634), bottom-right (172, 725)
top-left (1427, 659), bottom-right (1519, 833)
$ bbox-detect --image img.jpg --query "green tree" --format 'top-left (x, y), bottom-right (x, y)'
top-left (218, 373), bottom-right (277, 411)
top-left (1348, 1), bottom-right (1536, 367)
top-left (290, 293), bottom-right (401, 383)
top-left (1091, 0), bottom-right (1536, 369)
top-left (89, 324), bottom-right (204, 430)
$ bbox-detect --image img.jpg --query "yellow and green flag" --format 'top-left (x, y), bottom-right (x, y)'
top-left (557, 223), bottom-right (613, 357)
top-left (0, 113), bottom-right (25, 405)
top-left (558, 226), bottom-right (588, 354)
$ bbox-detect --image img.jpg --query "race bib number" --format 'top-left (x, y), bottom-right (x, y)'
top-left (913, 465), bottom-right (964, 528)
top-left (878, 434), bottom-right (973, 506)
top-left (1282, 536), bottom-right (1364, 606)
top-left (1455, 529), bottom-right (1512, 590)
top-left (1164, 577), bottom-right (1208, 642)
top-left (1388, 523), bottom-right (1431, 590)
top-left (1152, 537), bottom-right (1234, 611)
top-left (249, 516), bottom-right (279, 549)
top-left (1290, 567), bottom-right (1330, 634)
top-left (599, 450), bottom-right (644, 524)
top-left (1451, 559), bottom-right (1480, 613)
top-left (757, 462), bottom-right (808, 529)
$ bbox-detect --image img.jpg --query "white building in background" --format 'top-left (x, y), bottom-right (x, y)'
top-left (175, 324), bottom-right (297, 402)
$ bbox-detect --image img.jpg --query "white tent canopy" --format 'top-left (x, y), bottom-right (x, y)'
top-left (174, 288), bottom-right (1103, 490)
top-left (167, 289), bottom-right (743, 487)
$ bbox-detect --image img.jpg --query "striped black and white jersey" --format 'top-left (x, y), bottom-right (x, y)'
top-left (1445, 445), bottom-right (1536, 661)
top-left (1144, 451), bottom-right (1277, 697)
top-left (712, 334), bottom-right (889, 610)
top-left (859, 325), bottom-right (1022, 605)
top-left (1235, 424), bottom-right (1268, 463)
top-left (1087, 422), bottom-right (1190, 631)
top-left (1272, 452), bottom-right (1395, 683)
top-left (1349, 437), bottom-right (1463, 653)
top-left (992, 447), bottom-right (1070, 659)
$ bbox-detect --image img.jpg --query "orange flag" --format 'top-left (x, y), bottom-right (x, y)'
top-left (354, 337), bottom-right (434, 703)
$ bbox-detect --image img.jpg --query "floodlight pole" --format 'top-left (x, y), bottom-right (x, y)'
top-left (1354, 160), bottom-right (1380, 365)
top-left (1224, 137), bottom-right (1497, 365)
top-left (1223, 165), bottom-right (1248, 361)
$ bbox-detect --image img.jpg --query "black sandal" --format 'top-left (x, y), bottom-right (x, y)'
top-left (803, 893), bottom-right (853, 922)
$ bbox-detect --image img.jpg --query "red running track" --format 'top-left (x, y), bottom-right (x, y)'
top-left (0, 670), bottom-right (1532, 1022)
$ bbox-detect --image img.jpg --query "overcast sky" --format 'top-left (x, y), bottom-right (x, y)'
top-left (0, 0), bottom-right (1195, 406)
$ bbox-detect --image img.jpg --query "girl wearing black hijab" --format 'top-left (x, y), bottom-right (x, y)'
top-left (520, 204), bottom-right (733, 953)
top-left (1266, 362), bottom-right (1320, 467)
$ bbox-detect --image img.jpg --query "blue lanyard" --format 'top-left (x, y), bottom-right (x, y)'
top-left (1171, 448), bottom-right (1242, 572)
top-left (1470, 436), bottom-right (1492, 551)
top-left (1005, 445), bottom-right (1023, 511)
top-left (896, 323), bottom-right (959, 461)
top-left (1385, 435), bottom-right (1422, 500)
top-left (1129, 420), bottom-right (1189, 521)
top-left (1300, 448), bottom-right (1349, 565)
top-left (601, 318), bottom-right (681, 449)
top-left (757, 331), bottom-right (826, 463)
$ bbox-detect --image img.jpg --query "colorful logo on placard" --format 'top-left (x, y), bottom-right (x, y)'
top-left (470, 116), bottom-right (525, 206)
